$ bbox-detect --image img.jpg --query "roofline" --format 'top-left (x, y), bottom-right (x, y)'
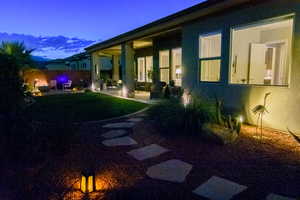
top-left (85, 0), bottom-right (252, 53)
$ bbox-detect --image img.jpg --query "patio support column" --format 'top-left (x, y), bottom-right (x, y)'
top-left (150, 40), bottom-right (162, 99)
top-left (121, 42), bottom-right (135, 98)
top-left (112, 55), bottom-right (120, 81)
top-left (91, 52), bottom-right (101, 90)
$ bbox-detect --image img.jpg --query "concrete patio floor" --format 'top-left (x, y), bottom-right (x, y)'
top-left (98, 89), bottom-right (159, 104)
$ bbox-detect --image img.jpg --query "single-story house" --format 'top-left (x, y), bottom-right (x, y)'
top-left (45, 59), bottom-right (69, 71)
top-left (85, 0), bottom-right (300, 132)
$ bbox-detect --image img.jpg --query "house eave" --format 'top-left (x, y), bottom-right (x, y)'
top-left (85, 0), bottom-right (254, 53)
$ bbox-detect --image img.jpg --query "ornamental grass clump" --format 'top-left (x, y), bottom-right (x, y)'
top-left (148, 95), bottom-right (216, 136)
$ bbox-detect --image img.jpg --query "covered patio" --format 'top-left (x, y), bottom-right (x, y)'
top-left (86, 27), bottom-right (183, 101)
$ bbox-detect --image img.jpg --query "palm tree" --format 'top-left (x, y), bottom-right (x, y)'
top-left (0, 41), bottom-right (35, 70)
top-left (252, 92), bottom-right (271, 140)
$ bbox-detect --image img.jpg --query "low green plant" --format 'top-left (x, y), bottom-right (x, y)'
top-left (215, 99), bottom-right (241, 134)
top-left (148, 95), bottom-right (216, 136)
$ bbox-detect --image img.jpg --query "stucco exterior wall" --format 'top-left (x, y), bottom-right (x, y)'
top-left (182, 0), bottom-right (300, 131)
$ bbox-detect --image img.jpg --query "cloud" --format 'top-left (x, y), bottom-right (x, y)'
top-left (0, 32), bottom-right (96, 59)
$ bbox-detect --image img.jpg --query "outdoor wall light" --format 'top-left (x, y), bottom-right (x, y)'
top-left (81, 170), bottom-right (95, 193)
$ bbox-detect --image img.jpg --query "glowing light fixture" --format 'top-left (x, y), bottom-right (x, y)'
top-left (122, 86), bottom-right (128, 97)
top-left (91, 83), bottom-right (95, 91)
top-left (238, 115), bottom-right (244, 123)
top-left (182, 91), bottom-right (191, 108)
top-left (81, 170), bottom-right (95, 193)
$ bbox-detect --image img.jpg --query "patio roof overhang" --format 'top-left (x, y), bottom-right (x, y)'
top-left (85, 0), bottom-right (257, 53)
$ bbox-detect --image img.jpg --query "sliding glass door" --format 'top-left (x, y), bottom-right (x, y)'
top-left (159, 48), bottom-right (182, 86)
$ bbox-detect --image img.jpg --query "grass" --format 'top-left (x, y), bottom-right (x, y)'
top-left (26, 92), bottom-right (148, 122)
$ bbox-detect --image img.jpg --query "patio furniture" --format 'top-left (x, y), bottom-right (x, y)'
top-left (50, 80), bottom-right (57, 90)
top-left (63, 80), bottom-right (72, 91)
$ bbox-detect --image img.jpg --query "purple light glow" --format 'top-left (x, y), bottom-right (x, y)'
top-left (56, 75), bottom-right (68, 83)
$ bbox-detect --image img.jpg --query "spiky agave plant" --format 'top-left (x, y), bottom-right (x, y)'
top-left (252, 92), bottom-right (271, 140)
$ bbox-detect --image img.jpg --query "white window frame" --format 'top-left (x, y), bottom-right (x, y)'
top-left (137, 57), bottom-right (146, 82)
top-left (199, 31), bottom-right (222, 83)
top-left (137, 56), bottom-right (153, 83)
top-left (145, 56), bottom-right (153, 83)
top-left (229, 15), bottom-right (294, 87)
top-left (159, 50), bottom-right (170, 84)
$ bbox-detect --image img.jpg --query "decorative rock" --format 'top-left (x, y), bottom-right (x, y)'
top-left (102, 136), bottom-right (137, 147)
top-left (202, 123), bottom-right (238, 145)
top-left (266, 194), bottom-right (296, 200)
top-left (146, 159), bottom-right (193, 183)
top-left (127, 144), bottom-right (169, 161)
top-left (102, 122), bottom-right (135, 129)
top-left (102, 130), bottom-right (127, 139)
top-left (127, 118), bottom-right (143, 122)
top-left (193, 176), bottom-right (247, 200)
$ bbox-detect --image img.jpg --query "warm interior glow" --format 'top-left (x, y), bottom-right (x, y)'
top-left (81, 176), bottom-right (86, 193)
top-left (88, 176), bottom-right (94, 193)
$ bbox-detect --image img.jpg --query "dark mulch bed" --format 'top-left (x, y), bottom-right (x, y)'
top-left (1, 114), bottom-right (300, 200)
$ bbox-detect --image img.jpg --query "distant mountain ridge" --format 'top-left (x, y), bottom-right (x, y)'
top-left (0, 32), bottom-right (97, 59)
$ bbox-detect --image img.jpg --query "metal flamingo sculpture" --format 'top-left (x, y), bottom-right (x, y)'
top-left (252, 92), bottom-right (271, 140)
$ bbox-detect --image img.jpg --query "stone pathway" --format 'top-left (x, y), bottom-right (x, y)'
top-left (102, 129), bottom-right (127, 139)
top-left (102, 136), bottom-right (138, 147)
top-left (102, 122), bottom-right (135, 129)
top-left (146, 159), bottom-right (193, 183)
top-left (127, 118), bottom-right (144, 122)
top-left (127, 144), bottom-right (169, 161)
top-left (266, 194), bottom-right (297, 200)
top-left (101, 117), bottom-right (297, 199)
top-left (193, 176), bottom-right (248, 200)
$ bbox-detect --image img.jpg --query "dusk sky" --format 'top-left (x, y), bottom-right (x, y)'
top-left (1, 0), bottom-right (204, 41)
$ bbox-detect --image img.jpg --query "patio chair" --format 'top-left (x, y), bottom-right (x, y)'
top-left (63, 80), bottom-right (72, 91)
top-left (50, 80), bottom-right (57, 90)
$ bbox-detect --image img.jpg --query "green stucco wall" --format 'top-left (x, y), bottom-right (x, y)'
top-left (182, 0), bottom-right (300, 131)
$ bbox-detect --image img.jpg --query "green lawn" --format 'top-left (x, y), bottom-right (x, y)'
top-left (26, 92), bottom-right (148, 122)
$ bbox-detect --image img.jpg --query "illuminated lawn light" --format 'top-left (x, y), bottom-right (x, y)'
top-left (238, 115), bottom-right (244, 123)
top-left (122, 86), bottom-right (128, 97)
top-left (182, 91), bottom-right (191, 107)
top-left (81, 170), bottom-right (95, 193)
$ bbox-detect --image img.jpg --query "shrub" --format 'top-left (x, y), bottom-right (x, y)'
top-left (148, 95), bottom-right (216, 136)
top-left (148, 99), bottom-right (185, 135)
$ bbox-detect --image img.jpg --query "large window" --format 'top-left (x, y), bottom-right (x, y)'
top-left (172, 48), bottom-right (182, 86)
top-left (137, 56), bottom-right (153, 82)
top-left (230, 17), bottom-right (294, 86)
top-left (145, 56), bottom-right (153, 82)
top-left (199, 32), bottom-right (222, 82)
top-left (159, 50), bottom-right (170, 83)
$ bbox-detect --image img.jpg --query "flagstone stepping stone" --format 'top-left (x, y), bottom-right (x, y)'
top-left (102, 136), bottom-right (137, 147)
top-left (127, 118), bottom-right (143, 122)
top-left (266, 194), bottom-right (296, 200)
top-left (102, 122), bottom-right (135, 129)
top-left (102, 129), bottom-right (127, 139)
top-left (127, 144), bottom-right (169, 161)
top-left (146, 159), bottom-right (193, 183)
top-left (193, 176), bottom-right (247, 200)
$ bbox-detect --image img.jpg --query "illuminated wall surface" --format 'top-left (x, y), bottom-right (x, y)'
top-left (90, 0), bottom-right (300, 132)
top-left (182, 0), bottom-right (300, 131)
